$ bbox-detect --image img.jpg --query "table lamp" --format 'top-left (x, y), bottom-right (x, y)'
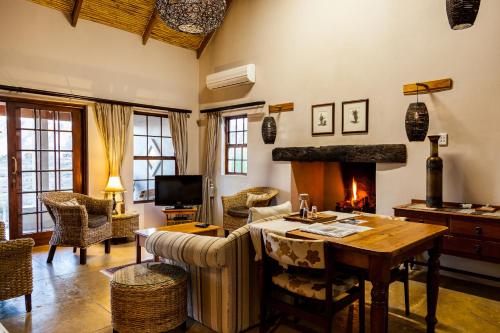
top-left (105, 176), bottom-right (125, 215)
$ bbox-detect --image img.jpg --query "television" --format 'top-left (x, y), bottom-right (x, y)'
top-left (155, 175), bottom-right (203, 208)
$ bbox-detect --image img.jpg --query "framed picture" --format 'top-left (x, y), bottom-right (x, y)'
top-left (311, 103), bottom-right (335, 136)
top-left (342, 99), bottom-right (369, 134)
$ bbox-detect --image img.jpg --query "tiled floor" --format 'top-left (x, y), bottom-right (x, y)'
top-left (0, 242), bottom-right (499, 333)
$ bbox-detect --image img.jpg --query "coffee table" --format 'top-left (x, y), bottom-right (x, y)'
top-left (135, 222), bottom-right (223, 263)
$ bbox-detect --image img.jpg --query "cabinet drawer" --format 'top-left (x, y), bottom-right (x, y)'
top-left (483, 241), bottom-right (500, 260)
top-left (449, 218), bottom-right (500, 240)
top-left (443, 236), bottom-right (500, 261)
top-left (395, 211), bottom-right (448, 226)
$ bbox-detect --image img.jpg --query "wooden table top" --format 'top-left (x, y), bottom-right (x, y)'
top-left (287, 215), bottom-right (448, 258)
top-left (135, 222), bottom-right (222, 238)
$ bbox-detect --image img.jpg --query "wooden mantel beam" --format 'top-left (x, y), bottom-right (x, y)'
top-left (197, 0), bottom-right (233, 58)
top-left (142, 8), bottom-right (158, 45)
top-left (71, 0), bottom-right (84, 27)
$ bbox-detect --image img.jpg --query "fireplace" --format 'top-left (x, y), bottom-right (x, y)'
top-left (290, 161), bottom-right (376, 213)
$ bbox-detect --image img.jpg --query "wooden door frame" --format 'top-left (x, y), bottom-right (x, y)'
top-left (4, 98), bottom-right (88, 244)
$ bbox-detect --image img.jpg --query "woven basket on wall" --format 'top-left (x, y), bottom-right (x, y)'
top-left (446, 0), bottom-right (481, 30)
top-left (405, 102), bottom-right (429, 142)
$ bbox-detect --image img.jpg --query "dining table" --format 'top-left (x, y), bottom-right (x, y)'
top-left (252, 214), bottom-right (448, 333)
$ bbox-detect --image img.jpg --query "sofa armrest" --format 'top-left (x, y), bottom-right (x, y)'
top-left (145, 231), bottom-right (228, 268)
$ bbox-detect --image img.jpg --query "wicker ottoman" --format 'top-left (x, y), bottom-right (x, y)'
top-left (111, 213), bottom-right (139, 239)
top-left (110, 263), bottom-right (187, 333)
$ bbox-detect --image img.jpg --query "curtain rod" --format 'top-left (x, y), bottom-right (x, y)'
top-left (200, 101), bottom-right (266, 113)
top-left (0, 84), bottom-right (192, 114)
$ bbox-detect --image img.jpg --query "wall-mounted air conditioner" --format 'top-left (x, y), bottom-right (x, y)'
top-left (206, 64), bottom-right (256, 90)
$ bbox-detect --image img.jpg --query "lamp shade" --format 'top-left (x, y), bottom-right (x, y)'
top-left (104, 176), bottom-right (125, 193)
top-left (446, 0), bottom-right (481, 30)
top-left (405, 102), bottom-right (429, 142)
top-left (261, 116), bottom-right (277, 144)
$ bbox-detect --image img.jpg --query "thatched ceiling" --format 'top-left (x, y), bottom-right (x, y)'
top-left (26, 0), bottom-right (224, 56)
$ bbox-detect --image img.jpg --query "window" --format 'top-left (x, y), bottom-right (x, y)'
top-left (225, 115), bottom-right (248, 175)
top-left (133, 112), bottom-right (176, 202)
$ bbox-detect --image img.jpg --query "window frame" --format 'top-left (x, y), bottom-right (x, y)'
top-left (133, 111), bottom-right (177, 203)
top-left (224, 115), bottom-right (248, 176)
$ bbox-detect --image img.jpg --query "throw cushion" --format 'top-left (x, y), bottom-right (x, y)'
top-left (246, 193), bottom-right (269, 208)
top-left (88, 214), bottom-right (108, 228)
top-left (227, 206), bottom-right (250, 218)
top-left (59, 198), bottom-right (80, 206)
top-left (248, 201), bottom-right (292, 223)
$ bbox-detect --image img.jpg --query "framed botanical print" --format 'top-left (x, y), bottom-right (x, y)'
top-left (342, 99), bottom-right (369, 134)
top-left (311, 103), bottom-right (335, 136)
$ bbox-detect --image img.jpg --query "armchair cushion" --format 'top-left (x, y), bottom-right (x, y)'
top-left (227, 206), bottom-right (249, 218)
top-left (248, 201), bottom-right (292, 223)
top-left (246, 193), bottom-right (270, 207)
top-left (59, 198), bottom-right (80, 206)
top-left (88, 214), bottom-right (108, 228)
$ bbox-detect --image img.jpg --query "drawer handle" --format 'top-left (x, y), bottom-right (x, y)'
top-left (473, 244), bottom-right (481, 254)
top-left (474, 226), bottom-right (482, 235)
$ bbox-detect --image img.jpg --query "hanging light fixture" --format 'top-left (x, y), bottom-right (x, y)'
top-left (156, 0), bottom-right (226, 35)
top-left (261, 116), bottom-right (277, 144)
top-left (446, 0), bottom-right (481, 30)
top-left (405, 83), bottom-right (429, 142)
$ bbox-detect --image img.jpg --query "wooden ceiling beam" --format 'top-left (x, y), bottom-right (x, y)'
top-left (197, 0), bottom-right (233, 59)
top-left (142, 8), bottom-right (158, 45)
top-left (71, 0), bottom-right (84, 27)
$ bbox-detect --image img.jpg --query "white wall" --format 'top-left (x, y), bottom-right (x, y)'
top-left (199, 0), bottom-right (500, 276)
top-left (0, 0), bottom-right (200, 228)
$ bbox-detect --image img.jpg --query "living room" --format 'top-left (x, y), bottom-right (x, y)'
top-left (0, 0), bottom-right (499, 333)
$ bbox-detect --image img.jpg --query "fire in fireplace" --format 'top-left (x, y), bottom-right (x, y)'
top-left (335, 163), bottom-right (376, 213)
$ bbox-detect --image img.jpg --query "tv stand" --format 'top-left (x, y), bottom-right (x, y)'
top-left (161, 207), bottom-right (198, 225)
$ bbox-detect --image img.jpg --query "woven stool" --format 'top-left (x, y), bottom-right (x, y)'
top-left (110, 263), bottom-right (187, 333)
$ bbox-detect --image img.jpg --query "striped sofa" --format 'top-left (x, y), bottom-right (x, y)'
top-left (145, 223), bottom-right (260, 333)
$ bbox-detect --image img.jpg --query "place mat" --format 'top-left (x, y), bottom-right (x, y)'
top-left (284, 212), bottom-right (337, 224)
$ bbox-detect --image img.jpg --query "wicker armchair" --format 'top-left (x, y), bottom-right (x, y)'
top-left (221, 187), bottom-right (279, 232)
top-left (40, 192), bottom-right (113, 265)
top-left (0, 221), bottom-right (35, 312)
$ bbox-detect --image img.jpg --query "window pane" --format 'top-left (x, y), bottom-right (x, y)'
top-left (148, 116), bottom-right (161, 136)
top-left (149, 160), bottom-right (162, 179)
top-left (243, 118), bottom-right (248, 130)
top-left (148, 137), bottom-right (161, 156)
top-left (243, 132), bottom-right (248, 144)
top-left (134, 115), bottom-right (147, 135)
top-left (38, 131), bottom-right (55, 150)
top-left (229, 119), bottom-right (236, 131)
top-left (235, 147), bottom-right (242, 160)
top-left (41, 212), bottom-right (54, 231)
top-left (242, 147), bottom-right (247, 160)
top-left (60, 152), bottom-right (72, 170)
top-left (162, 138), bottom-right (174, 157)
top-left (134, 160), bottom-right (148, 180)
top-left (162, 160), bottom-right (176, 175)
top-left (18, 108), bottom-right (35, 129)
top-left (40, 172), bottom-right (56, 191)
top-left (148, 180), bottom-right (155, 200)
top-left (236, 132), bottom-right (243, 144)
top-left (22, 172), bottom-right (36, 192)
top-left (228, 160), bottom-right (234, 173)
top-left (242, 161), bottom-right (248, 174)
top-left (40, 151), bottom-right (56, 171)
top-left (39, 110), bottom-right (55, 130)
top-left (134, 136), bottom-right (147, 156)
top-left (228, 148), bottom-right (234, 159)
top-left (133, 180), bottom-right (148, 201)
top-left (22, 214), bottom-right (37, 234)
top-left (21, 151), bottom-right (36, 171)
top-left (60, 171), bottom-right (73, 189)
top-left (235, 160), bottom-right (242, 173)
top-left (22, 193), bottom-right (37, 213)
top-left (162, 118), bottom-right (171, 137)
top-left (229, 133), bottom-right (236, 144)
top-left (237, 118), bottom-right (244, 131)
top-left (60, 132), bottom-right (72, 150)
top-left (21, 130), bottom-right (35, 150)
top-left (59, 112), bottom-right (72, 131)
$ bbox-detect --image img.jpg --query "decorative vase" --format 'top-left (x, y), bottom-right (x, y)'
top-left (405, 102), bottom-right (429, 141)
top-left (426, 135), bottom-right (443, 208)
top-left (261, 116), bottom-right (277, 144)
top-left (446, 0), bottom-right (481, 30)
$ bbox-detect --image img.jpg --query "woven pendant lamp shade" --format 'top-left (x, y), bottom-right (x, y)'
top-left (405, 102), bottom-right (429, 142)
top-left (261, 116), bottom-right (277, 144)
top-left (446, 0), bottom-right (481, 30)
top-left (156, 0), bottom-right (226, 34)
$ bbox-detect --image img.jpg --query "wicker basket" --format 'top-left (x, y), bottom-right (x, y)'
top-left (111, 213), bottom-right (139, 239)
top-left (110, 263), bottom-right (187, 333)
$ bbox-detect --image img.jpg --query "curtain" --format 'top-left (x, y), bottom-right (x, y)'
top-left (200, 112), bottom-right (221, 224)
top-left (93, 103), bottom-right (132, 177)
top-left (168, 112), bottom-right (188, 175)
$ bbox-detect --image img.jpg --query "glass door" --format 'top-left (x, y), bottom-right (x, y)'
top-left (0, 102), bottom-right (8, 237)
top-left (6, 101), bottom-right (85, 244)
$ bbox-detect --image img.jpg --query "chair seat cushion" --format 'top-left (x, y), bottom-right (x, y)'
top-left (272, 272), bottom-right (357, 300)
top-left (227, 206), bottom-right (250, 218)
top-left (88, 214), bottom-right (108, 228)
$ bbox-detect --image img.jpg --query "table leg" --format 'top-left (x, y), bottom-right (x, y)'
top-left (426, 237), bottom-right (442, 333)
top-left (369, 259), bottom-right (391, 333)
top-left (135, 234), bottom-right (141, 264)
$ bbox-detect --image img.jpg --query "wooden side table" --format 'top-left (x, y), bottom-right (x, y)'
top-left (112, 213), bottom-right (139, 239)
top-left (161, 208), bottom-right (197, 225)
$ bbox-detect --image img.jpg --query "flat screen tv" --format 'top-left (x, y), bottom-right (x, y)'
top-left (155, 175), bottom-right (203, 208)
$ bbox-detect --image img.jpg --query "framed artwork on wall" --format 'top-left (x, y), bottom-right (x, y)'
top-left (342, 99), bottom-right (369, 134)
top-left (311, 103), bottom-right (335, 136)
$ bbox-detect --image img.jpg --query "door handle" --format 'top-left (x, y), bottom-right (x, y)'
top-left (12, 156), bottom-right (18, 175)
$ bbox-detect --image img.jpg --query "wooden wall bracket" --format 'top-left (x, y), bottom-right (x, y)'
top-left (269, 102), bottom-right (294, 113)
top-left (403, 78), bottom-right (453, 95)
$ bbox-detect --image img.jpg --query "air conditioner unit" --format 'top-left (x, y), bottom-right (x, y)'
top-left (206, 64), bottom-right (256, 90)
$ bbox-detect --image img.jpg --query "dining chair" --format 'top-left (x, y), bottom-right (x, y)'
top-left (260, 231), bottom-right (365, 333)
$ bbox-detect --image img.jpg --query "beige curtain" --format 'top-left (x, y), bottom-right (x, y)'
top-left (93, 103), bottom-right (132, 177)
top-left (168, 112), bottom-right (188, 175)
top-left (200, 112), bottom-right (221, 224)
